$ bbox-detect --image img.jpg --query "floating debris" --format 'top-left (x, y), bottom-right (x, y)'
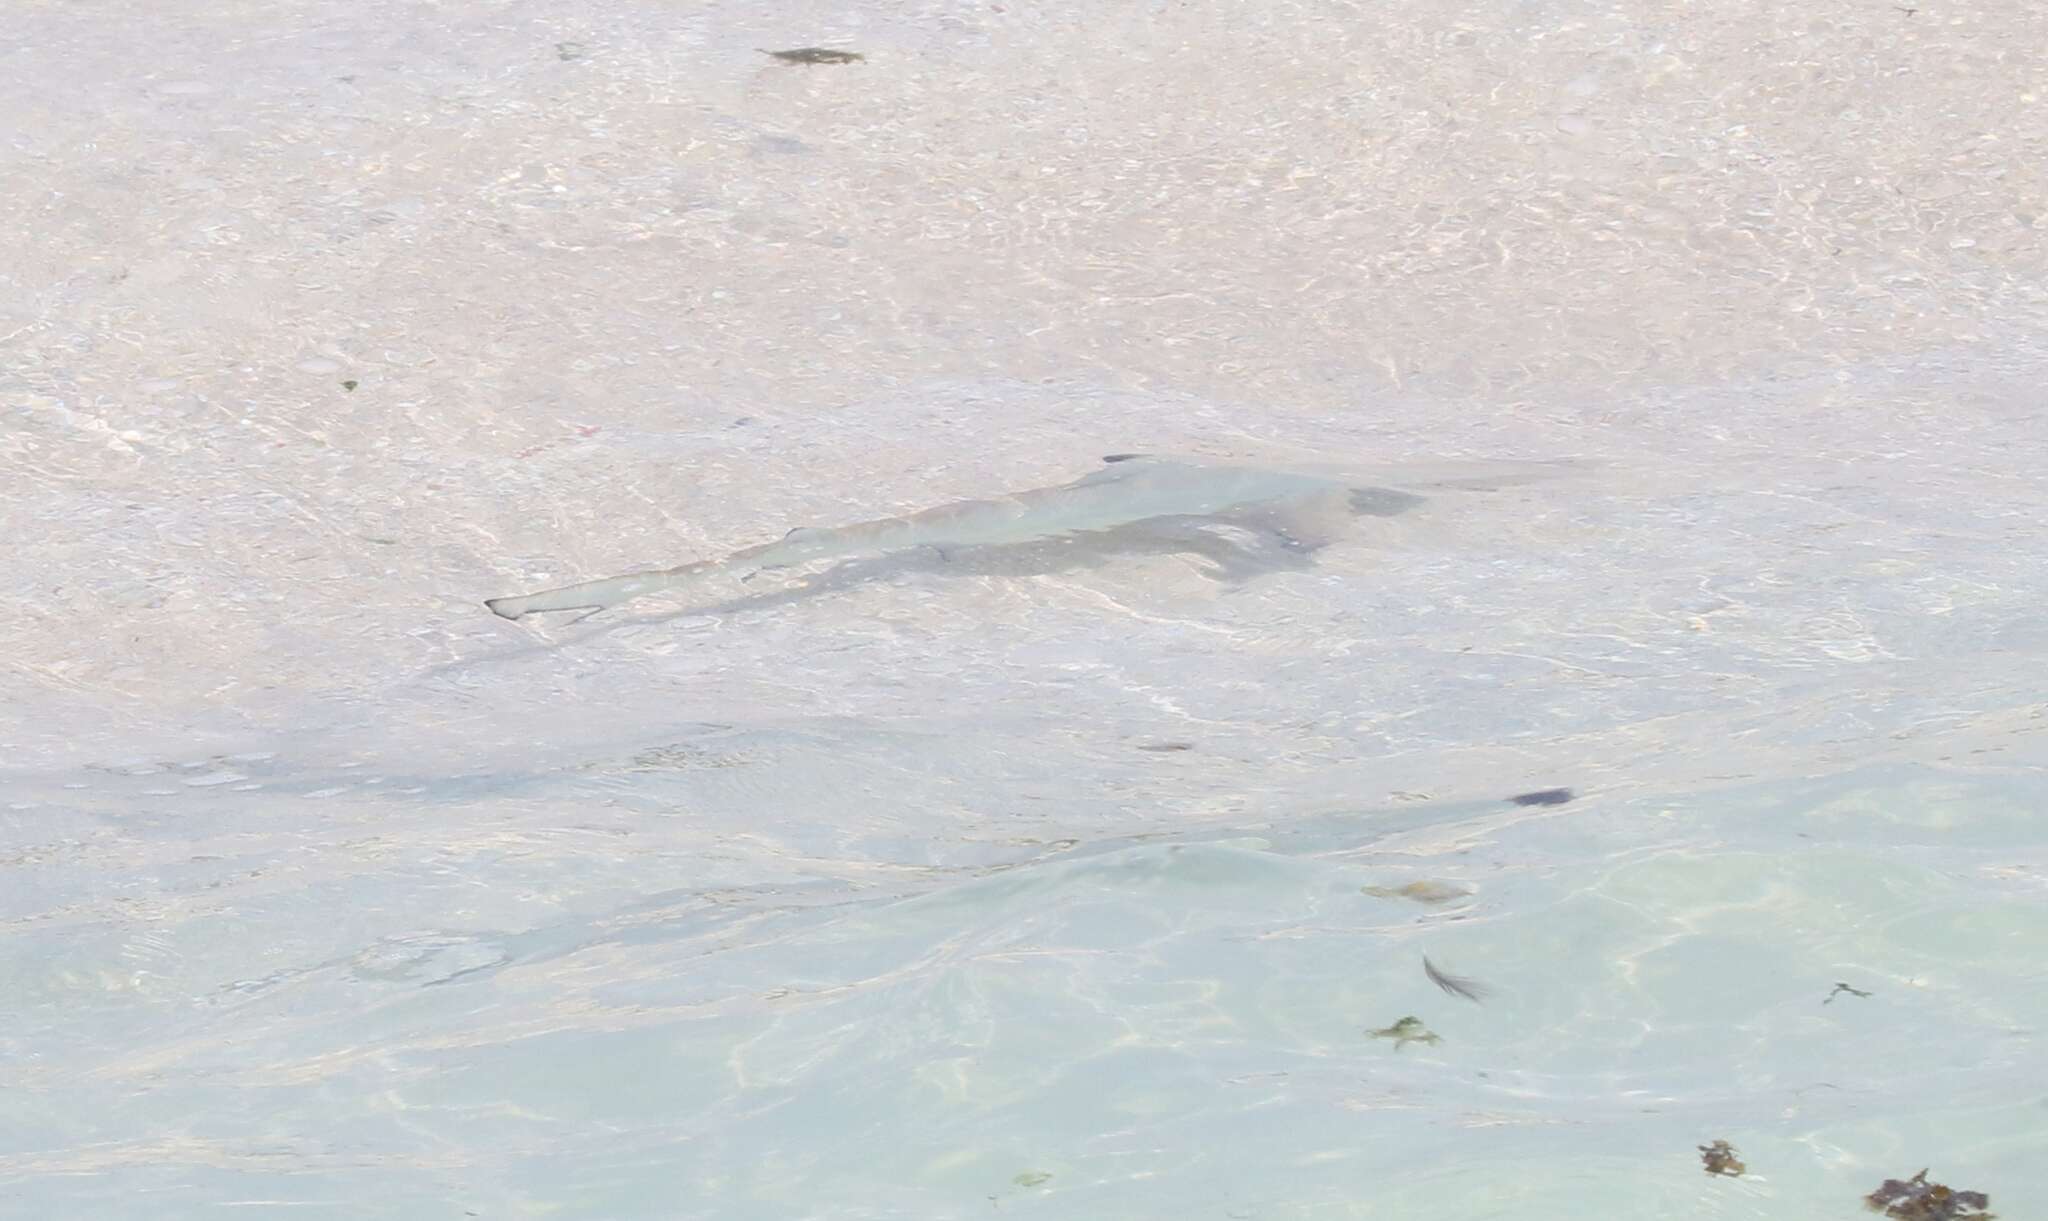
top-left (1699, 1140), bottom-right (1746, 1177)
top-left (1368, 1015), bottom-right (1441, 1050)
top-left (1825, 982), bottom-right (1874, 1005)
top-left (1864, 1169), bottom-right (1993, 1219)
top-left (1509, 788), bottom-right (1574, 806)
top-left (1012, 1171), bottom-right (1053, 1188)
top-left (340, 379), bottom-right (358, 391)
top-left (1362, 880), bottom-right (1471, 905)
top-left (760, 47), bottom-right (864, 64)
top-left (1423, 955), bottom-right (1491, 1002)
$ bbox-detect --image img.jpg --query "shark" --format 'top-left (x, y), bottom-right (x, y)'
top-left (483, 452), bottom-right (1562, 621)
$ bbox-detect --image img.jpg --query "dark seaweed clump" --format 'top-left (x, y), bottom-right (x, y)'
top-left (1698, 1140), bottom-right (1745, 1177)
top-left (1865, 1170), bottom-right (1993, 1219)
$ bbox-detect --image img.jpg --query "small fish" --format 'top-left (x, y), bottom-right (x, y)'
top-left (1368, 1015), bottom-right (1440, 1050)
top-left (760, 47), bottom-right (864, 64)
top-left (1508, 788), bottom-right (1574, 806)
top-left (1423, 955), bottom-right (1490, 1003)
top-left (1824, 982), bottom-right (1873, 1005)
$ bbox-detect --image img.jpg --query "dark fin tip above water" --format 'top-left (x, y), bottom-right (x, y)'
top-left (1509, 787), bottom-right (1574, 807)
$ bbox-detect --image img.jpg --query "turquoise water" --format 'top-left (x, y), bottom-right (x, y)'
top-left (6, 753), bottom-right (2042, 1217)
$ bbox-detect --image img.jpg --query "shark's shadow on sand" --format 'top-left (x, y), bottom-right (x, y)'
top-left (485, 453), bottom-right (1564, 625)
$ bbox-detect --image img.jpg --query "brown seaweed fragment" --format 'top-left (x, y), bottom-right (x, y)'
top-left (1864, 1170), bottom-right (1993, 1220)
top-left (760, 47), bottom-right (864, 64)
top-left (1362, 880), bottom-right (1472, 905)
top-left (1825, 982), bottom-right (1874, 1005)
top-left (1368, 1015), bottom-right (1441, 1050)
top-left (1699, 1140), bottom-right (1746, 1177)
top-left (1423, 955), bottom-right (1491, 1002)
top-left (1866, 1171), bottom-right (1993, 1219)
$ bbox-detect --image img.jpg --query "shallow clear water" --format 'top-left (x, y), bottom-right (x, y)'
top-left (7, 756), bottom-right (2045, 1217)
top-left (4, 0), bottom-right (2046, 1216)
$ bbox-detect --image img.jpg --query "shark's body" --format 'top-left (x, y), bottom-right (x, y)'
top-left (487, 456), bottom-right (1369, 620)
top-left (483, 453), bottom-right (1564, 621)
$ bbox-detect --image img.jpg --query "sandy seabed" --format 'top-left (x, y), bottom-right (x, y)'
top-left (3, 0), bottom-right (2045, 1216)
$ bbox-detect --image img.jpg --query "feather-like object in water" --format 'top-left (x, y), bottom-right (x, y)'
top-left (1423, 955), bottom-right (1490, 1003)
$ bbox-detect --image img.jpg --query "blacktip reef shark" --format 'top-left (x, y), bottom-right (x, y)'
top-left (484, 452), bottom-right (1575, 621)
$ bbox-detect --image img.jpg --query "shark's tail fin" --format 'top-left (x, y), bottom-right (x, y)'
top-left (484, 572), bottom-right (669, 620)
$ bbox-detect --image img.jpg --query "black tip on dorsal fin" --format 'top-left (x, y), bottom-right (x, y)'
top-left (1102, 453), bottom-right (1147, 464)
